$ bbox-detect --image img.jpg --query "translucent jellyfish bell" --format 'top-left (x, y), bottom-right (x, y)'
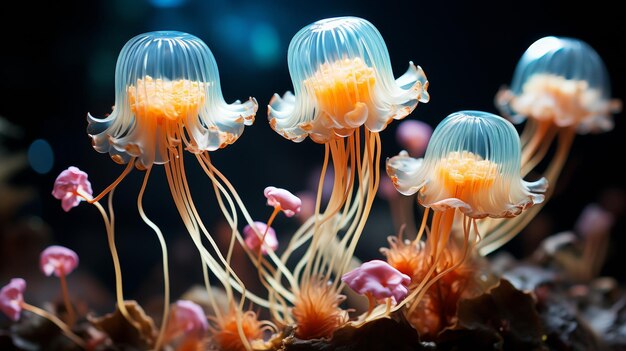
top-left (497, 36), bottom-right (620, 133)
top-left (269, 16), bottom-right (429, 143)
top-left (88, 31), bottom-right (257, 169)
top-left (387, 111), bottom-right (547, 218)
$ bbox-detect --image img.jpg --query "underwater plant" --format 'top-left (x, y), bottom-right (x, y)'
top-left (40, 245), bottom-right (79, 327)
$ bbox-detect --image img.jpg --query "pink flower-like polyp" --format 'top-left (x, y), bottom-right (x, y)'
top-left (52, 166), bottom-right (93, 212)
top-left (341, 259), bottom-right (411, 303)
top-left (396, 119), bottom-right (433, 157)
top-left (40, 245), bottom-right (79, 277)
top-left (169, 300), bottom-right (208, 337)
top-left (0, 278), bottom-right (26, 321)
top-left (264, 186), bottom-right (302, 217)
top-left (243, 221), bottom-right (278, 255)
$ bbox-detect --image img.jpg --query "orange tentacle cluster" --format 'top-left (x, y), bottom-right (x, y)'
top-left (292, 279), bottom-right (348, 340)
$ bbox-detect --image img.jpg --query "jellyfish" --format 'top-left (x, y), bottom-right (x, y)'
top-left (79, 31), bottom-right (264, 349)
top-left (266, 16), bottom-right (429, 332)
top-left (386, 110), bottom-right (546, 322)
top-left (481, 36), bottom-right (622, 254)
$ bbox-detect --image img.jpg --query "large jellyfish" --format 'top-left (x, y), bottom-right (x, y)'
top-left (83, 31), bottom-right (262, 350)
top-left (480, 36), bottom-right (622, 254)
top-left (266, 16), bottom-right (429, 336)
top-left (386, 111), bottom-right (546, 328)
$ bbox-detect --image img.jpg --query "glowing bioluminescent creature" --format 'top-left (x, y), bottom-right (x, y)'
top-left (386, 111), bottom-right (546, 321)
top-left (89, 31), bottom-right (257, 168)
top-left (265, 16), bottom-right (429, 337)
top-left (480, 36), bottom-right (622, 255)
top-left (82, 31), bottom-right (261, 350)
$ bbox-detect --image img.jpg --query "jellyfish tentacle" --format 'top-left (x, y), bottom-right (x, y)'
top-left (406, 212), bottom-right (474, 317)
top-left (520, 119), bottom-right (550, 166)
top-left (195, 152), bottom-right (296, 343)
top-left (521, 125), bottom-right (558, 176)
top-left (163, 154), bottom-right (271, 309)
top-left (390, 208), bottom-right (453, 313)
top-left (20, 302), bottom-right (85, 348)
top-left (76, 188), bottom-right (136, 327)
top-left (196, 150), bottom-right (301, 338)
top-left (330, 129), bottom-right (377, 288)
top-left (414, 207), bottom-right (431, 245)
top-left (136, 166), bottom-right (170, 351)
top-left (199, 153), bottom-right (300, 294)
top-left (254, 207), bottom-right (282, 293)
top-left (338, 130), bottom-right (380, 280)
top-left (477, 125), bottom-right (576, 255)
top-left (304, 135), bottom-right (358, 282)
top-left (197, 152), bottom-right (296, 303)
top-left (163, 142), bottom-right (245, 307)
top-left (86, 158), bottom-right (135, 204)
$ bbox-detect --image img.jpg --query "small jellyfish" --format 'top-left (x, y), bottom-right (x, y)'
top-left (386, 111), bottom-right (546, 317)
top-left (71, 31), bottom-right (263, 350)
top-left (496, 36), bottom-right (620, 135)
top-left (482, 36), bottom-right (621, 255)
top-left (266, 16), bottom-right (429, 330)
top-left (496, 36), bottom-right (621, 176)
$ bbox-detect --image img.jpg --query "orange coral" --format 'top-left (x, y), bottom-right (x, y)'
top-left (408, 259), bottom-right (484, 339)
top-left (173, 338), bottom-right (208, 351)
top-left (382, 228), bottom-right (494, 339)
top-left (404, 238), bottom-right (490, 340)
top-left (380, 230), bottom-right (422, 279)
top-left (209, 309), bottom-right (263, 351)
top-left (292, 279), bottom-right (348, 340)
